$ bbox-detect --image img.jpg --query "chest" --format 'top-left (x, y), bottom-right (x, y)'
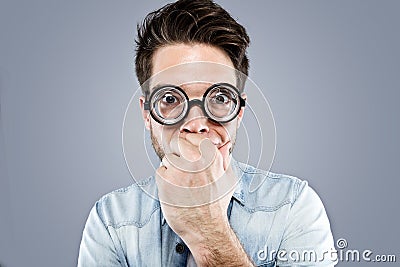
top-left (117, 204), bottom-right (290, 266)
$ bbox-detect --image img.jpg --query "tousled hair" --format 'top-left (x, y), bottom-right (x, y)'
top-left (135, 0), bottom-right (250, 93)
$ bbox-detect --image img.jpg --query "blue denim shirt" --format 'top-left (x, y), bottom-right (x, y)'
top-left (78, 160), bottom-right (336, 266)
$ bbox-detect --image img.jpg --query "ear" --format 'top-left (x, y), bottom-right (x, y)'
top-left (139, 96), bottom-right (151, 130)
top-left (237, 92), bottom-right (247, 127)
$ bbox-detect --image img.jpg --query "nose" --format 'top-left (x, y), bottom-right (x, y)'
top-left (180, 105), bottom-right (209, 133)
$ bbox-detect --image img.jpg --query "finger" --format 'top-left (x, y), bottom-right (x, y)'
top-left (165, 142), bottom-right (216, 174)
top-left (156, 164), bottom-right (182, 187)
top-left (155, 165), bottom-right (168, 184)
top-left (161, 156), bottom-right (170, 169)
top-left (155, 167), bottom-right (180, 205)
top-left (184, 132), bottom-right (209, 147)
top-left (162, 154), bottom-right (179, 169)
top-left (198, 138), bottom-right (218, 165)
top-left (217, 141), bottom-right (232, 170)
top-left (165, 152), bottom-right (206, 173)
top-left (212, 163), bottom-right (237, 196)
top-left (156, 165), bottom-right (167, 175)
top-left (170, 136), bottom-right (200, 161)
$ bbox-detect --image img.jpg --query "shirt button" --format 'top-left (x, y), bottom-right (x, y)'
top-left (175, 243), bottom-right (185, 254)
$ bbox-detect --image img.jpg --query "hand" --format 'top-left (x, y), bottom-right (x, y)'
top-left (155, 133), bottom-right (236, 243)
top-left (155, 133), bottom-right (254, 266)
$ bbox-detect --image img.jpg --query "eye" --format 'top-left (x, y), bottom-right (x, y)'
top-left (162, 93), bottom-right (178, 104)
top-left (212, 92), bottom-right (231, 104)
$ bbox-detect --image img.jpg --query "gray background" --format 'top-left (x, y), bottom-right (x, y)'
top-left (0, 0), bottom-right (399, 266)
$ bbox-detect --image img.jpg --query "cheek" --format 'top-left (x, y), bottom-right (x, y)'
top-left (152, 122), bottom-right (177, 145)
top-left (217, 121), bottom-right (238, 141)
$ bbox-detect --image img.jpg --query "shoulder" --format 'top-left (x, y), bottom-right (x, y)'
top-left (93, 176), bottom-right (160, 229)
top-left (233, 161), bottom-right (320, 211)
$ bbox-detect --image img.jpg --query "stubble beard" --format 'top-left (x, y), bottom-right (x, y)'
top-left (150, 126), bottom-right (166, 161)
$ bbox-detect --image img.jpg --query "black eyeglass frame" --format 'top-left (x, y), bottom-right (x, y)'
top-left (143, 83), bottom-right (246, 126)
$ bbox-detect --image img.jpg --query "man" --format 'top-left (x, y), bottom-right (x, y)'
top-left (78, 0), bottom-right (336, 266)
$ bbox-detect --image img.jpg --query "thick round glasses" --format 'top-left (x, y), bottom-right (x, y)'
top-left (143, 83), bottom-right (246, 125)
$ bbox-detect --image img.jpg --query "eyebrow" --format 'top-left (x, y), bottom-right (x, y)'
top-left (145, 83), bottom-right (174, 98)
top-left (148, 82), bottom-right (237, 98)
top-left (149, 83), bottom-right (173, 92)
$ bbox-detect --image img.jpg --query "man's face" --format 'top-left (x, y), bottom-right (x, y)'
top-left (139, 44), bottom-right (245, 169)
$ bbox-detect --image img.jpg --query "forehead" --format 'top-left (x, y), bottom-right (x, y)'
top-left (148, 44), bottom-right (237, 94)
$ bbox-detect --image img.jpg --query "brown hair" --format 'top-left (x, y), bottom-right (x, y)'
top-left (135, 0), bottom-right (250, 93)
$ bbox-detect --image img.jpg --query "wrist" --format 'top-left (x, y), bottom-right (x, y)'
top-left (182, 214), bottom-right (231, 245)
top-left (184, 223), bottom-right (236, 263)
top-left (189, 230), bottom-right (254, 267)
